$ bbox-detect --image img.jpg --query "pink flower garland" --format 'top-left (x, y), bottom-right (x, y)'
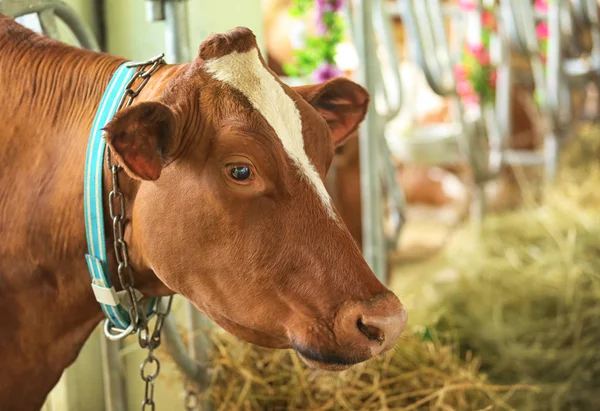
top-left (534, 0), bottom-right (549, 105)
top-left (454, 0), bottom-right (498, 107)
top-left (535, 0), bottom-right (549, 64)
top-left (313, 0), bottom-right (344, 82)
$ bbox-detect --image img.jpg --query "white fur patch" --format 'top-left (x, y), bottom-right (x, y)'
top-left (204, 48), bottom-right (336, 219)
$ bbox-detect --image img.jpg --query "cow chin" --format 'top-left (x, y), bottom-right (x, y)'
top-left (294, 346), bottom-right (369, 371)
top-left (201, 310), bottom-right (292, 349)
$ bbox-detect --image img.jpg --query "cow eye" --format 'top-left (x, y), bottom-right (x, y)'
top-left (229, 165), bottom-right (252, 181)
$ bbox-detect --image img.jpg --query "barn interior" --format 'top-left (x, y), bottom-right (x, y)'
top-left (3, 0), bottom-right (599, 410)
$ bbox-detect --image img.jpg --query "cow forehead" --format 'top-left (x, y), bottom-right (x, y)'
top-left (204, 48), bottom-right (336, 220)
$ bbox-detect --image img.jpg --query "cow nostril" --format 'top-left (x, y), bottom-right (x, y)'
top-left (357, 317), bottom-right (385, 344)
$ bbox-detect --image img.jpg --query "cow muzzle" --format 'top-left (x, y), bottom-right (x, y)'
top-left (293, 292), bottom-right (408, 370)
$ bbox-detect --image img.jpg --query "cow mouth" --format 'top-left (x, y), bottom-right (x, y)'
top-left (294, 346), bottom-right (367, 371)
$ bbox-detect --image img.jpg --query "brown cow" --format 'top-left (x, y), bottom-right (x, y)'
top-left (0, 17), bottom-right (407, 410)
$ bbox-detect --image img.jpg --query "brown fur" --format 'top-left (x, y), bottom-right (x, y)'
top-left (198, 27), bottom-right (258, 61)
top-left (0, 16), bottom-right (406, 410)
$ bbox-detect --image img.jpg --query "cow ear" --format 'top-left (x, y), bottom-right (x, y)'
top-left (103, 102), bottom-right (176, 181)
top-left (294, 77), bottom-right (370, 147)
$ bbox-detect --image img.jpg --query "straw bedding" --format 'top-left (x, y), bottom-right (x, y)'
top-left (426, 128), bottom-right (600, 411)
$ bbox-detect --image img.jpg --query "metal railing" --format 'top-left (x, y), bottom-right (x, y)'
top-left (395, 0), bottom-right (600, 218)
top-left (348, 0), bottom-right (407, 280)
top-left (501, 0), bottom-right (600, 181)
top-left (1, 0), bottom-right (100, 50)
top-left (399, 0), bottom-right (506, 220)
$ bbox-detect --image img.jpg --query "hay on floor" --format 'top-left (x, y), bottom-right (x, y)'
top-left (203, 330), bottom-right (531, 410)
top-left (417, 128), bottom-right (600, 411)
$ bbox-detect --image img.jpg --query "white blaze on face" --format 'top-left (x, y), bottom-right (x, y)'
top-left (204, 48), bottom-right (336, 220)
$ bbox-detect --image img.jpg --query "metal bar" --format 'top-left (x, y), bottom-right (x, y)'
top-left (6, 1), bottom-right (100, 51)
top-left (164, 0), bottom-right (191, 64)
top-left (185, 304), bottom-right (213, 410)
top-left (544, 0), bottom-right (567, 182)
top-left (354, 0), bottom-right (387, 281)
top-left (496, 12), bottom-right (513, 151)
top-left (584, 0), bottom-right (600, 56)
top-left (427, 0), bottom-right (455, 92)
top-left (404, 0), bottom-right (443, 95)
top-left (100, 336), bottom-right (127, 411)
top-left (547, 0), bottom-right (566, 125)
top-left (403, 0), bottom-right (456, 96)
top-left (1, 0), bottom-right (63, 17)
top-left (372, 0), bottom-right (402, 121)
top-left (371, 0), bottom-right (405, 246)
top-left (145, 0), bottom-right (165, 21)
top-left (380, 138), bottom-right (405, 248)
top-left (53, 2), bottom-right (100, 51)
top-left (185, 305), bottom-right (212, 370)
top-left (37, 7), bottom-right (59, 39)
top-left (499, 0), bottom-right (523, 53)
top-left (503, 0), bottom-right (559, 182)
top-left (161, 309), bottom-right (210, 388)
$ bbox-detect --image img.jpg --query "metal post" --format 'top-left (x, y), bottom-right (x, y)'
top-left (145, 0), bottom-right (191, 64)
top-left (100, 335), bottom-right (127, 411)
top-left (544, 0), bottom-right (567, 182)
top-left (354, 0), bottom-right (387, 282)
top-left (184, 304), bottom-right (213, 411)
top-left (53, 3), bottom-right (100, 51)
top-left (37, 7), bottom-right (59, 39)
top-left (160, 302), bottom-right (211, 390)
top-left (5, 1), bottom-right (100, 51)
top-left (164, 0), bottom-right (191, 64)
top-left (496, 23), bottom-right (513, 152)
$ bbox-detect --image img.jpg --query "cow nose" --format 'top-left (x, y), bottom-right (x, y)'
top-left (335, 292), bottom-right (408, 356)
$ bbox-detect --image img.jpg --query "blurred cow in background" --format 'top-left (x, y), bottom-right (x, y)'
top-left (261, 0), bottom-right (547, 248)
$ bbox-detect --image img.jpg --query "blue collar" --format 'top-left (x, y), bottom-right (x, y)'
top-left (84, 61), bottom-right (157, 337)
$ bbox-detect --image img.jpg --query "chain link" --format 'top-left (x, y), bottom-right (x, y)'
top-left (140, 351), bottom-right (161, 411)
top-left (108, 158), bottom-right (147, 331)
top-left (136, 298), bottom-right (173, 410)
top-left (118, 54), bottom-right (166, 111)
top-left (103, 54), bottom-right (176, 410)
top-left (139, 295), bottom-right (173, 351)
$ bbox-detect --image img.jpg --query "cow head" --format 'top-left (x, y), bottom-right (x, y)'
top-left (104, 27), bottom-right (407, 370)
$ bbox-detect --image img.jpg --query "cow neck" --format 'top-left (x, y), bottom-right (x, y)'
top-left (97, 64), bottom-right (184, 298)
top-left (0, 28), bottom-right (123, 407)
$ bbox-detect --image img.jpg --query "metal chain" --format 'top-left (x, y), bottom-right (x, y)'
top-left (138, 295), bottom-right (174, 351)
top-left (104, 53), bottom-right (176, 410)
top-left (107, 156), bottom-right (146, 332)
top-left (106, 53), bottom-right (167, 336)
top-left (140, 350), bottom-right (160, 411)
top-left (118, 55), bottom-right (166, 110)
top-left (136, 297), bottom-right (173, 410)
